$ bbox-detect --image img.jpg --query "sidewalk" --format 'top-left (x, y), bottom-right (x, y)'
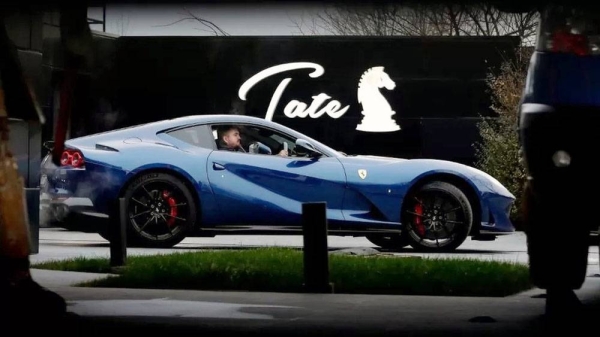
top-left (28, 268), bottom-right (600, 336)
top-left (27, 228), bottom-right (600, 336)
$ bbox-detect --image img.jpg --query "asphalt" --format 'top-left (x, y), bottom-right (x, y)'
top-left (24, 265), bottom-right (600, 336)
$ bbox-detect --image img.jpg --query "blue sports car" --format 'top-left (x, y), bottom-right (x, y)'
top-left (40, 114), bottom-right (515, 251)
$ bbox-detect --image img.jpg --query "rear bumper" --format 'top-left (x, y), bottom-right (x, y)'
top-left (40, 192), bottom-right (109, 232)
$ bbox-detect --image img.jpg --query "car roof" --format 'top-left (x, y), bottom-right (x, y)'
top-left (144, 114), bottom-right (287, 132)
top-left (67, 114), bottom-right (342, 158)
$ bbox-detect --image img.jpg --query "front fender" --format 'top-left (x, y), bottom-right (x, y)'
top-left (341, 157), bottom-right (514, 225)
top-left (405, 164), bottom-right (515, 233)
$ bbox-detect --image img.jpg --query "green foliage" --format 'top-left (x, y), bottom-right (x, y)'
top-left (474, 47), bottom-right (532, 225)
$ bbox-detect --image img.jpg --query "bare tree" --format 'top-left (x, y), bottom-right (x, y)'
top-left (293, 3), bottom-right (538, 44)
top-left (154, 6), bottom-right (229, 36)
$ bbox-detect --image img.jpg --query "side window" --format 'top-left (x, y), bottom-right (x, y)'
top-left (266, 132), bottom-right (296, 154)
top-left (211, 124), bottom-right (239, 151)
top-left (211, 123), bottom-right (297, 156)
top-left (166, 124), bottom-right (216, 149)
top-left (243, 125), bottom-right (296, 155)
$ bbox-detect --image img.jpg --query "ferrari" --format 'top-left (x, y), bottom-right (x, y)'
top-left (40, 114), bottom-right (515, 251)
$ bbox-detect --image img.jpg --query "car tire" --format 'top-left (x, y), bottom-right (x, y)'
top-left (401, 181), bottom-right (473, 252)
top-left (365, 234), bottom-right (408, 250)
top-left (122, 172), bottom-right (197, 248)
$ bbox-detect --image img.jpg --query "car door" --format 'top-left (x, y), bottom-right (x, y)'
top-left (206, 148), bottom-right (347, 228)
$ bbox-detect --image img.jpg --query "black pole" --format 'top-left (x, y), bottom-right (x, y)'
top-left (25, 188), bottom-right (40, 254)
top-left (302, 202), bottom-right (332, 293)
top-left (102, 3), bottom-right (106, 33)
top-left (110, 197), bottom-right (127, 267)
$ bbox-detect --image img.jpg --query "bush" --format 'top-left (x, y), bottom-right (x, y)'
top-left (474, 47), bottom-right (532, 227)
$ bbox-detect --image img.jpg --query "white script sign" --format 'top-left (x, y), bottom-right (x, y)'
top-left (238, 62), bottom-right (401, 132)
top-left (238, 62), bottom-right (350, 121)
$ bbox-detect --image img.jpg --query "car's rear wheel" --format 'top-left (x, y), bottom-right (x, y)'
top-left (365, 234), bottom-right (408, 250)
top-left (401, 181), bottom-right (473, 252)
top-left (122, 172), bottom-right (197, 248)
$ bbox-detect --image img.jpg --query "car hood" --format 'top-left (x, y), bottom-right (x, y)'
top-left (337, 155), bottom-right (514, 199)
top-left (339, 154), bottom-right (408, 164)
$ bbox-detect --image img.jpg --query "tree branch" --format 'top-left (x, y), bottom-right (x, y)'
top-left (311, 3), bottom-right (539, 43)
top-left (153, 6), bottom-right (229, 36)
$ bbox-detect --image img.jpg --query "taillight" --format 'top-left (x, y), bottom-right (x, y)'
top-left (60, 149), bottom-right (85, 168)
top-left (550, 30), bottom-right (590, 55)
top-left (538, 5), bottom-right (600, 56)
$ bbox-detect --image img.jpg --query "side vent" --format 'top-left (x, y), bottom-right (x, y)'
top-left (96, 144), bottom-right (119, 152)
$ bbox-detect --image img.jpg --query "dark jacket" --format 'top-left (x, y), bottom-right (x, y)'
top-left (217, 140), bottom-right (245, 152)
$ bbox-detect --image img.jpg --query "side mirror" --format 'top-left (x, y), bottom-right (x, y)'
top-left (295, 139), bottom-right (322, 158)
top-left (249, 142), bottom-right (272, 155)
top-left (43, 140), bottom-right (54, 152)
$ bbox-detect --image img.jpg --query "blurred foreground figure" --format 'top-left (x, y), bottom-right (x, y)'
top-left (0, 86), bottom-right (67, 322)
top-left (0, 5), bottom-right (92, 327)
top-left (518, 3), bottom-right (600, 315)
top-left (0, 14), bottom-right (67, 322)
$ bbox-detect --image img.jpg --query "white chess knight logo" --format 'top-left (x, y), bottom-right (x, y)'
top-left (356, 66), bottom-right (401, 132)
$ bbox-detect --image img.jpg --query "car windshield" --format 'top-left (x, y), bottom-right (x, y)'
top-left (265, 121), bottom-right (346, 158)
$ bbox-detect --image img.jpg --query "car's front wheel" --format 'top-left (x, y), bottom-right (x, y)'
top-left (122, 172), bottom-right (197, 248)
top-left (401, 181), bottom-right (473, 252)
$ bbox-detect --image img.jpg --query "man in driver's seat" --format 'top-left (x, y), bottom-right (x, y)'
top-left (217, 125), bottom-right (245, 152)
top-left (217, 125), bottom-right (288, 157)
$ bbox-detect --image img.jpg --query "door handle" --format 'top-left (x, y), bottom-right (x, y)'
top-left (213, 162), bottom-right (225, 170)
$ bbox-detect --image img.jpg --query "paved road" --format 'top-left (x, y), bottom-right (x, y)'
top-left (31, 227), bottom-right (600, 277)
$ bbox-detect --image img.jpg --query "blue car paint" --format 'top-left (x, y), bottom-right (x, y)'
top-left (339, 156), bottom-right (513, 231)
top-left (205, 150), bottom-right (346, 227)
top-left (72, 148), bottom-right (198, 207)
top-left (41, 114), bottom-right (515, 238)
top-left (521, 52), bottom-right (600, 107)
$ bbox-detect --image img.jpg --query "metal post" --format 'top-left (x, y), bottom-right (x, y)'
top-left (110, 198), bottom-right (127, 267)
top-left (24, 188), bottom-right (40, 254)
top-left (302, 202), bottom-right (333, 293)
top-left (102, 4), bottom-right (106, 33)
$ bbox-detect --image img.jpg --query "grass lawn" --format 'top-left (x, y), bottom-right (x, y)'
top-left (32, 247), bottom-right (533, 297)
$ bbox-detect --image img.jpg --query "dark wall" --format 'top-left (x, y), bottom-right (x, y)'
top-left (98, 35), bottom-right (519, 165)
top-left (3, 9), bottom-right (45, 188)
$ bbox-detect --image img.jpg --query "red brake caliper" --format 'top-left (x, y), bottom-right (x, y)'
top-left (162, 190), bottom-right (178, 227)
top-left (414, 202), bottom-right (425, 236)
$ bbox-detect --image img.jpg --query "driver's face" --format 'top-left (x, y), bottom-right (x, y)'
top-left (223, 129), bottom-right (241, 149)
